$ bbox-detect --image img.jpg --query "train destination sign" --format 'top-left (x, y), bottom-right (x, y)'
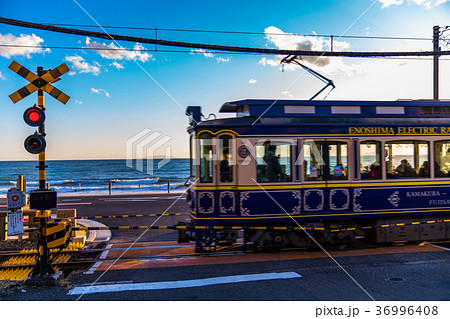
top-left (349, 126), bottom-right (450, 135)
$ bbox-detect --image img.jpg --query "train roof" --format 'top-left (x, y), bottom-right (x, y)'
top-left (219, 99), bottom-right (450, 118)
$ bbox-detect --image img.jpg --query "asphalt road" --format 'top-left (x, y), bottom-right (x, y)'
top-left (1, 249), bottom-right (449, 301)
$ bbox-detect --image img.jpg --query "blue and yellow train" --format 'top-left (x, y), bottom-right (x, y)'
top-left (182, 99), bottom-right (450, 249)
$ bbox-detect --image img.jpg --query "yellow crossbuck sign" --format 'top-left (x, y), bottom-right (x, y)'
top-left (8, 61), bottom-right (70, 104)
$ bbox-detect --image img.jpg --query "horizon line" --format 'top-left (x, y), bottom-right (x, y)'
top-left (0, 157), bottom-right (190, 162)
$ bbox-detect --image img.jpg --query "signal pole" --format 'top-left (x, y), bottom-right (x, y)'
top-left (433, 25), bottom-right (440, 100)
top-left (35, 66), bottom-right (52, 278)
top-left (37, 67), bottom-right (46, 191)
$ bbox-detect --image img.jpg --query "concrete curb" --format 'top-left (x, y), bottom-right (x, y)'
top-left (76, 219), bottom-right (111, 243)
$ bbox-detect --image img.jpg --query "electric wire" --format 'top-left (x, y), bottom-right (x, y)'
top-left (36, 22), bottom-right (433, 41)
top-left (0, 17), bottom-right (448, 58)
top-left (1, 44), bottom-right (449, 61)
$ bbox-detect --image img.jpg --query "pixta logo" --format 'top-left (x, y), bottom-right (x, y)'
top-left (126, 128), bottom-right (172, 175)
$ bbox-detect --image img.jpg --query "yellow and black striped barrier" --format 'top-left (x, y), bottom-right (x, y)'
top-left (32, 213), bottom-right (182, 222)
top-left (57, 218), bottom-right (450, 233)
top-left (45, 219), bottom-right (71, 249)
top-left (76, 213), bottom-right (182, 219)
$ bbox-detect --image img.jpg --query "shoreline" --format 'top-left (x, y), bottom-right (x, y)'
top-left (0, 190), bottom-right (185, 199)
top-left (57, 190), bottom-right (185, 197)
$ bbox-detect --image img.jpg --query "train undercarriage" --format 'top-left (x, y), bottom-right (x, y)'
top-left (178, 216), bottom-right (450, 252)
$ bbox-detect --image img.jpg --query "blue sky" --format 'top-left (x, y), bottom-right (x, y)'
top-left (0, 0), bottom-right (449, 160)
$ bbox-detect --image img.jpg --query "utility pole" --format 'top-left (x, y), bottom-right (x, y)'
top-left (433, 25), bottom-right (440, 100)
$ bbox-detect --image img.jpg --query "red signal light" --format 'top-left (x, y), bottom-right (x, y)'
top-left (28, 110), bottom-right (41, 122)
top-left (23, 106), bottom-right (45, 126)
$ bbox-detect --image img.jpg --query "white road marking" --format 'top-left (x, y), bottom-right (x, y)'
top-left (69, 272), bottom-right (302, 295)
top-left (99, 199), bottom-right (155, 202)
top-left (98, 197), bottom-right (179, 201)
top-left (85, 244), bottom-right (112, 275)
top-left (57, 202), bottom-right (92, 206)
top-left (426, 243), bottom-right (450, 251)
top-left (99, 245), bottom-right (112, 259)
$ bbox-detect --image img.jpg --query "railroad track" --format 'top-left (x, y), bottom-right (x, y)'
top-left (1, 240), bottom-right (448, 278)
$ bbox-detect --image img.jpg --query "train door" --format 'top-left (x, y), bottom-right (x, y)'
top-left (216, 134), bottom-right (238, 217)
top-left (302, 139), bottom-right (327, 214)
top-left (302, 139), bottom-right (351, 214)
top-left (196, 132), bottom-right (216, 217)
top-left (325, 140), bottom-right (352, 214)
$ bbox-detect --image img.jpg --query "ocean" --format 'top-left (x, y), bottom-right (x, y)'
top-left (0, 159), bottom-right (190, 195)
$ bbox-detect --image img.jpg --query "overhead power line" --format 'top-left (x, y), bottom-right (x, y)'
top-left (2, 44), bottom-right (450, 61)
top-left (0, 17), bottom-right (448, 58)
top-left (38, 22), bottom-right (432, 41)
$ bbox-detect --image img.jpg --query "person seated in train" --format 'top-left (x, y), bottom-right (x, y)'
top-left (257, 165), bottom-right (266, 182)
top-left (220, 149), bottom-right (233, 182)
top-left (368, 162), bottom-right (380, 179)
top-left (418, 161), bottom-right (430, 178)
top-left (395, 159), bottom-right (416, 178)
top-left (434, 162), bottom-right (448, 177)
top-left (386, 160), bottom-right (398, 178)
top-left (263, 145), bottom-right (285, 181)
top-left (441, 148), bottom-right (450, 171)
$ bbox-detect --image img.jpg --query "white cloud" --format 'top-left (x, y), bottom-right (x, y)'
top-left (0, 71), bottom-right (6, 80)
top-left (110, 61), bottom-right (124, 70)
top-left (90, 88), bottom-right (111, 98)
top-left (262, 26), bottom-right (351, 69)
top-left (379, 0), bottom-right (404, 7)
top-left (74, 99), bottom-right (83, 104)
top-left (258, 57), bottom-right (279, 67)
top-left (259, 26), bottom-right (358, 76)
top-left (190, 49), bottom-right (214, 58)
top-left (86, 37), bottom-right (152, 62)
top-left (0, 33), bottom-right (50, 58)
top-left (249, 78), bottom-right (257, 84)
top-left (190, 49), bottom-right (230, 63)
top-left (65, 55), bottom-right (101, 75)
top-left (378, 0), bottom-right (450, 8)
top-left (216, 57), bottom-right (230, 63)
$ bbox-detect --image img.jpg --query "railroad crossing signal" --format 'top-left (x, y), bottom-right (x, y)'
top-left (7, 60), bottom-right (71, 281)
top-left (8, 60), bottom-right (70, 104)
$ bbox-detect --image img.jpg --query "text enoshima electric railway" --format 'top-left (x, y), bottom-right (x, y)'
top-left (179, 99), bottom-right (450, 251)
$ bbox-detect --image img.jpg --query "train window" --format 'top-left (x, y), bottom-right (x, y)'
top-left (219, 135), bottom-right (234, 183)
top-left (360, 141), bottom-right (381, 180)
top-left (328, 142), bottom-right (348, 180)
top-left (376, 106), bottom-right (405, 114)
top-left (385, 141), bottom-right (429, 179)
top-left (199, 133), bottom-right (213, 183)
top-left (434, 141), bottom-right (450, 178)
top-left (303, 141), bottom-right (325, 181)
top-left (420, 106), bottom-right (450, 114)
top-left (256, 141), bottom-right (292, 182)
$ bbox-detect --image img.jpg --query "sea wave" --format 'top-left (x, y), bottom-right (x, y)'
top-left (0, 159), bottom-right (190, 195)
